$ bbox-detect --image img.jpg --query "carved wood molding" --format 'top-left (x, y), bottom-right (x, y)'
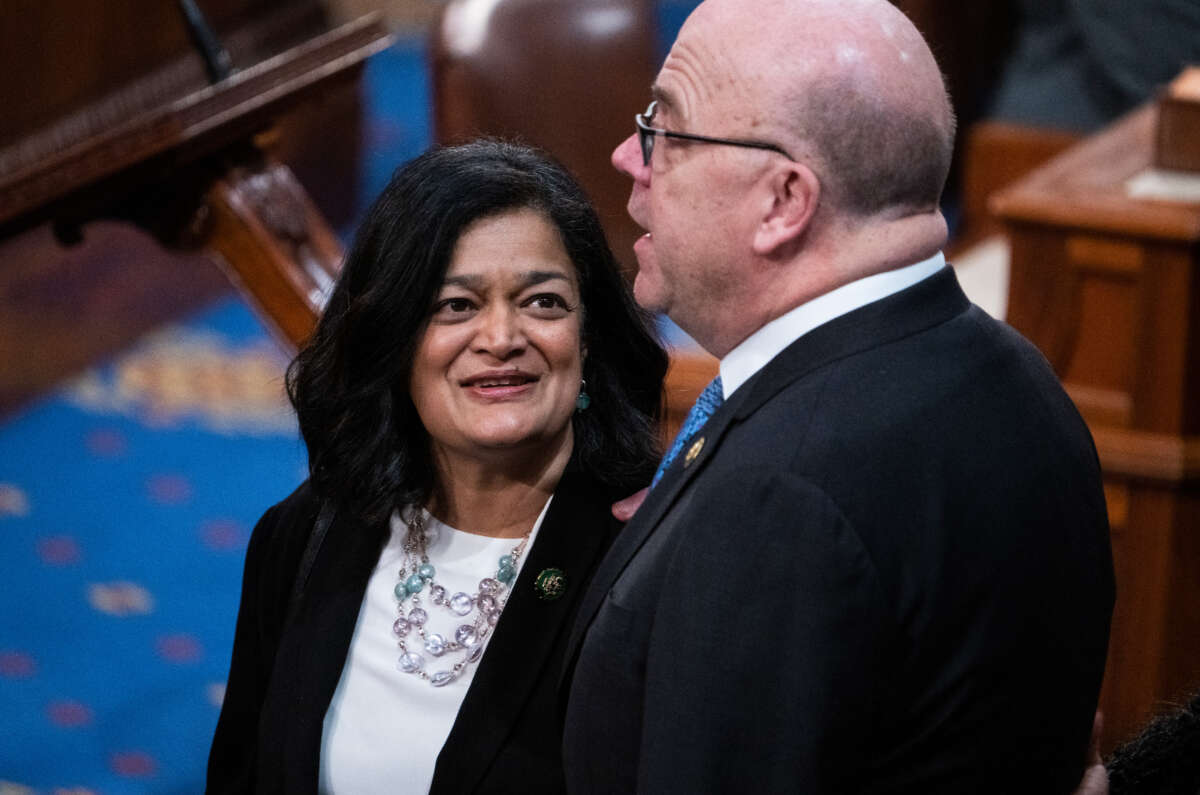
top-left (204, 158), bottom-right (343, 349)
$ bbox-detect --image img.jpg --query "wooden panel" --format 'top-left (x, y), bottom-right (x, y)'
top-left (0, 0), bottom-right (325, 148)
top-left (1161, 490), bottom-right (1200, 692)
top-left (1101, 484), bottom-right (1200, 749)
top-left (431, 0), bottom-right (658, 278)
top-left (1133, 245), bottom-right (1197, 434)
top-left (994, 96), bottom-right (1200, 754)
top-left (1063, 266), bottom-right (1137, 404)
top-left (1005, 224), bottom-right (1077, 372)
top-left (1100, 483), bottom-right (1175, 749)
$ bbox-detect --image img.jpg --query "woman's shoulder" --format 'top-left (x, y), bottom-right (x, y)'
top-left (259, 480), bottom-right (322, 527)
top-left (235, 481), bottom-right (334, 642)
top-left (244, 481), bottom-right (325, 580)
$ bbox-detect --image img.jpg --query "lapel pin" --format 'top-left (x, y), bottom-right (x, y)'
top-left (534, 567), bottom-right (567, 601)
top-left (684, 436), bottom-right (706, 467)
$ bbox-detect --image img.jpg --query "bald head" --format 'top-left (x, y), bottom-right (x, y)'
top-left (677, 0), bottom-right (955, 218)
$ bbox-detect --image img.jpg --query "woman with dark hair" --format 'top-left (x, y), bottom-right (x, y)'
top-left (207, 140), bottom-right (667, 793)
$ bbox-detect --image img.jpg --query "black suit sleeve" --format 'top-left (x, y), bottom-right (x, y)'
top-left (637, 468), bottom-right (893, 793)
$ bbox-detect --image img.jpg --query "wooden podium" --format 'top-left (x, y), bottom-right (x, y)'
top-left (991, 103), bottom-right (1200, 750)
top-left (0, 2), bottom-right (392, 388)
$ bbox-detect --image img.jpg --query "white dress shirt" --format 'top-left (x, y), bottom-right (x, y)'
top-left (719, 253), bottom-right (946, 399)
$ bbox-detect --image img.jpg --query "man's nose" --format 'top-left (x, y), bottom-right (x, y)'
top-left (612, 133), bottom-right (649, 184)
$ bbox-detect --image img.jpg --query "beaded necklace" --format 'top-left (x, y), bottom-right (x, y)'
top-left (391, 509), bottom-right (532, 687)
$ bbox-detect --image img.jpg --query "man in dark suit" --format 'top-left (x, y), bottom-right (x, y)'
top-left (562, 0), bottom-right (1115, 791)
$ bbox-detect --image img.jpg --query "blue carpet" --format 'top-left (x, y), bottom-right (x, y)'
top-left (0, 297), bottom-right (306, 792)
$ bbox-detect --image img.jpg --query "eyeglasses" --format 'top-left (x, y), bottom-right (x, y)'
top-left (634, 100), bottom-right (795, 166)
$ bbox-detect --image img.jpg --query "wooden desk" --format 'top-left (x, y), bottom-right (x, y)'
top-left (992, 104), bottom-right (1200, 751)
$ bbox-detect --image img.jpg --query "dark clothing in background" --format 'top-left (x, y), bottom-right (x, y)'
top-left (986, 0), bottom-right (1200, 131)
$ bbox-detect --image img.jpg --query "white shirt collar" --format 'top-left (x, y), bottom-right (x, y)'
top-left (719, 252), bottom-right (945, 398)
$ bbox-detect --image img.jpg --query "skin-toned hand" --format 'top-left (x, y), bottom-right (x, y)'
top-left (1074, 710), bottom-right (1109, 795)
top-left (611, 487), bottom-right (649, 521)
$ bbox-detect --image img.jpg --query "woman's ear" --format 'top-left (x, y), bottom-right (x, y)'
top-left (752, 163), bottom-right (821, 256)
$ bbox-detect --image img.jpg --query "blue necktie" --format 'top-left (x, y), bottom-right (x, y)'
top-left (651, 375), bottom-right (724, 487)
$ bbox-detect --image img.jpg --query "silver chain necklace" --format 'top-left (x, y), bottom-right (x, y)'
top-left (391, 509), bottom-right (532, 687)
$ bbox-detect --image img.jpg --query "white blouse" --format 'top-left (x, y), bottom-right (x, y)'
top-left (319, 498), bottom-right (551, 794)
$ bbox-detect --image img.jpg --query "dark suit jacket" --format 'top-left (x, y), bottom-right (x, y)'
top-left (563, 268), bottom-right (1115, 794)
top-left (207, 461), bottom-right (624, 793)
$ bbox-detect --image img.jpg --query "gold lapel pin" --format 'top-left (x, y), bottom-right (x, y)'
top-left (684, 436), bottom-right (706, 467)
top-left (534, 567), bottom-right (567, 601)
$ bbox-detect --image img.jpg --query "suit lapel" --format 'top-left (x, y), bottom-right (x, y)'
top-left (432, 466), bottom-right (618, 793)
top-left (560, 388), bottom-right (746, 686)
top-left (274, 509), bottom-right (388, 793)
top-left (562, 267), bottom-right (971, 680)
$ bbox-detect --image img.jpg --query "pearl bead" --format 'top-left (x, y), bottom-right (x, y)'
top-left (417, 563), bottom-right (435, 580)
top-left (425, 633), bottom-right (446, 656)
top-left (431, 670), bottom-right (458, 687)
top-left (450, 592), bottom-right (474, 616)
top-left (398, 652), bottom-right (423, 673)
top-left (455, 625), bottom-right (478, 646)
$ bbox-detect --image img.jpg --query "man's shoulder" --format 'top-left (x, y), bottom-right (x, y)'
top-left (709, 301), bottom-right (1101, 524)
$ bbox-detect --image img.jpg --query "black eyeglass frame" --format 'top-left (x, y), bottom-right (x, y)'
top-left (635, 100), bottom-right (795, 166)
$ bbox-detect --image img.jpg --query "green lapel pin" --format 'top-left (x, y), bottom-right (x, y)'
top-left (534, 567), bottom-right (567, 601)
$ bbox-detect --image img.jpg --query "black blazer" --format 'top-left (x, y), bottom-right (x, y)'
top-left (563, 268), bottom-right (1115, 794)
top-left (207, 461), bottom-right (624, 793)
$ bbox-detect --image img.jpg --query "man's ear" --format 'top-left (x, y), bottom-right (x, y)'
top-left (752, 163), bottom-right (820, 256)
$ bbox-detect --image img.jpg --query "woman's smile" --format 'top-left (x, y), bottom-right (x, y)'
top-left (460, 369), bottom-right (540, 400)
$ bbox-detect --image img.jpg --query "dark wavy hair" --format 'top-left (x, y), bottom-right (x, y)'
top-left (287, 140), bottom-right (668, 526)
